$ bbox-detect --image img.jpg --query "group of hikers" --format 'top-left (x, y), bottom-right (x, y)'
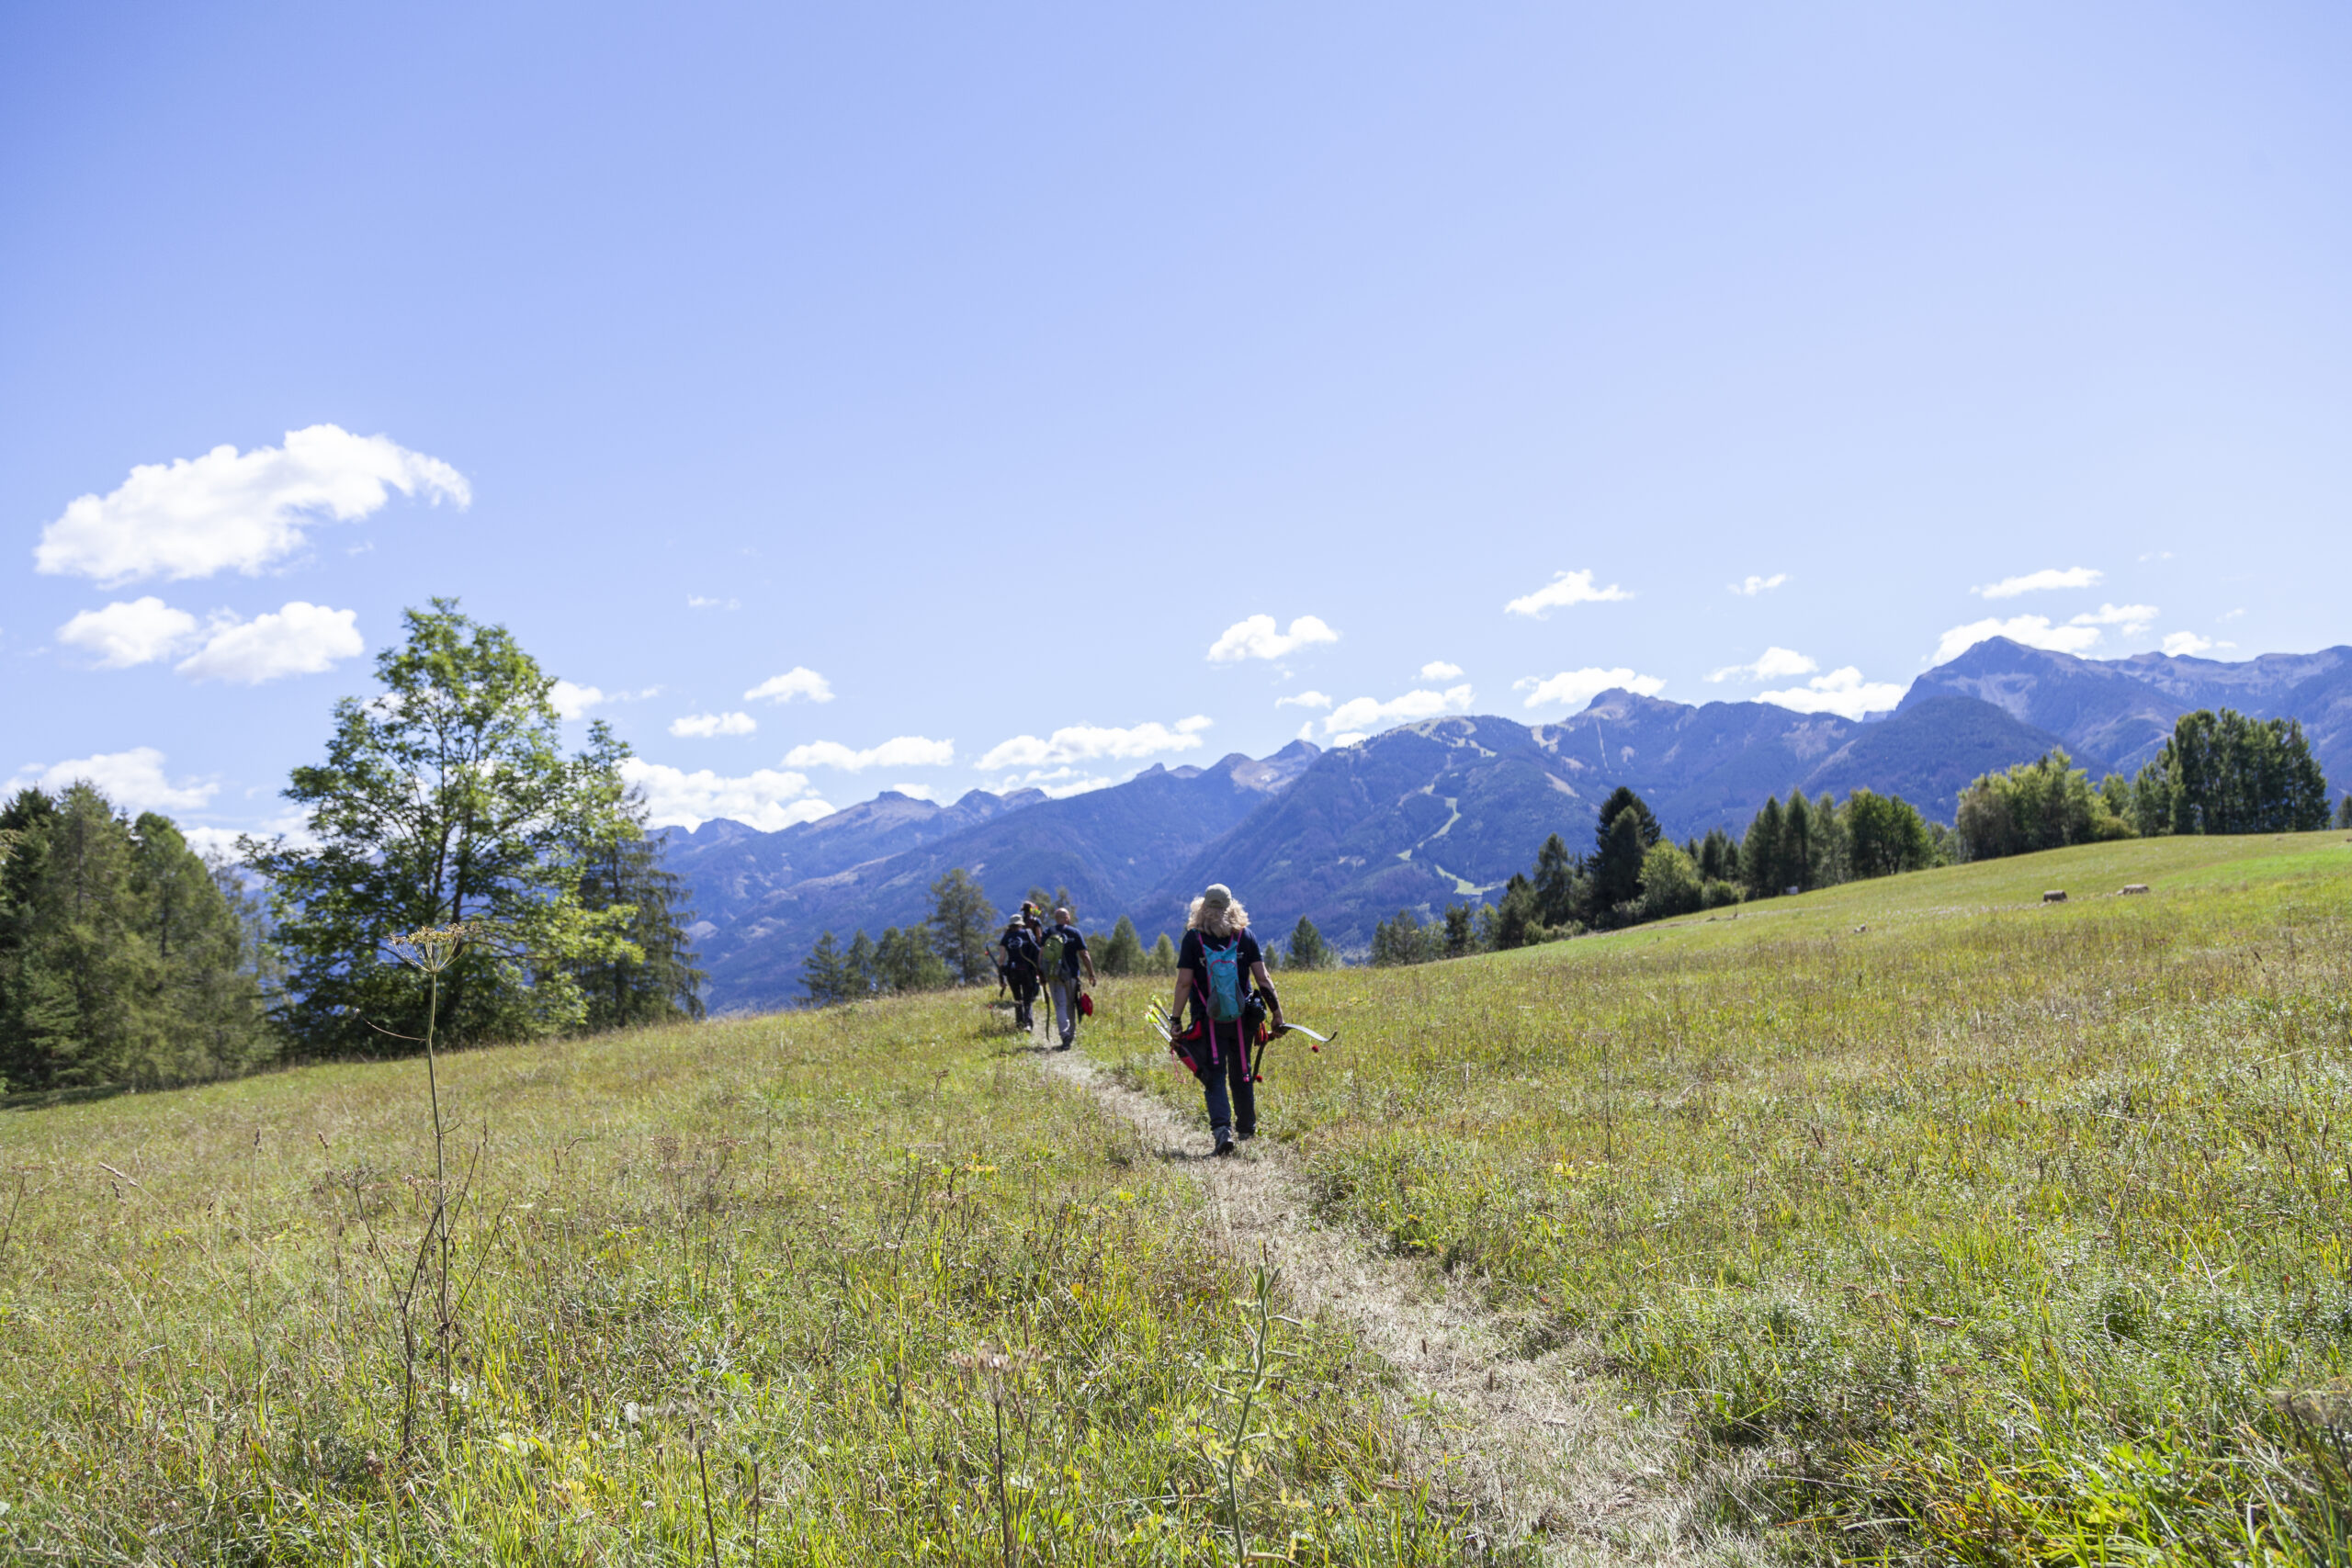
top-left (993, 882), bottom-right (1280, 1157)
top-left (991, 902), bottom-right (1099, 1047)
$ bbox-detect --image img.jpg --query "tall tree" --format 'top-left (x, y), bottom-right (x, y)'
top-left (1741, 796), bottom-right (1785, 898)
top-left (1532, 833), bottom-right (1577, 927)
top-left (1843, 790), bottom-right (1935, 879)
top-left (1587, 805), bottom-right (1651, 924)
top-left (876, 926), bottom-right (950, 993)
top-left (926, 868), bottom-right (998, 986)
top-left (574, 785), bottom-right (707, 1031)
top-left (801, 931), bottom-right (850, 1006)
top-left (1486, 873), bottom-right (1541, 949)
top-left (1284, 917), bottom-right (1331, 970)
top-left (247, 602), bottom-right (639, 1055)
top-left (1442, 902), bottom-right (1476, 957)
top-left (1781, 792), bottom-right (1814, 894)
top-left (1099, 916), bottom-right (1146, 976)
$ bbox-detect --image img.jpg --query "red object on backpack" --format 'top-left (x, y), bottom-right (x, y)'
top-left (1077, 991), bottom-right (1094, 1018)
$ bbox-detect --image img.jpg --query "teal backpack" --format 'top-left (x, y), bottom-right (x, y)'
top-left (1199, 938), bottom-right (1244, 1022)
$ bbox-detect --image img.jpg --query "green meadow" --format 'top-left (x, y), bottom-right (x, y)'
top-left (1092, 830), bottom-right (2352, 1563)
top-left (3, 829), bottom-right (2350, 1563)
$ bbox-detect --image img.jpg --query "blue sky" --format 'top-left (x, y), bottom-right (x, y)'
top-left (6, 3), bottom-right (2348, 841)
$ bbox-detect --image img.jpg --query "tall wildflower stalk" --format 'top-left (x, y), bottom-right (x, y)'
top-left (387, 923), bottom-right (473, 1443)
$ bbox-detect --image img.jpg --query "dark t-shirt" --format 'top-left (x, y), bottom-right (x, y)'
top-left (1000, 923), bottom-right (1038, 972)
top-left (1049, 922), bottom-right (1087, 978)
top-left (1178, 928), bottom-right (1261, 1023)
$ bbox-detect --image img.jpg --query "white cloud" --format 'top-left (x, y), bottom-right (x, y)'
top-left (1503, 569), bottom-right (1632, 618)
top-left (2068, 603), bottom-right (2158, 636)
top-left (15, 746), bottom-right (215, 813)
top-left (744, 667), bottom-right (833, 705)
top-left (687, 595), bottom-right (740, 610)
top-left (1419, 660), bottom-right (1464, 681)
top-left (978, 716), bottom-right (1211, 772)
top-left (175, 602), bottom-right (364, 682)
top-left (1706, 646), bottom-right (1816, 684)
top-left (1274, 691), bottom-right (1333, 710)
top-left (669, 711), bottom-right (758, 739)
top-left (57, 596), bottom-right (199, 668)
top-left (1206, 614), bottom-right (1340, 662)
top-left (2219, 607), bottom-right (2245, 622)
top-left (34, 424), bottom-right (468, 586)
top-left (1729, 573), bottom-right (1788, 596)
top-left (1513, 669), bottom-right (1664, 711)
top-left (1324, 685), bottom-right (1474, 735)
top-left (1973, 566), bottom-right (2102, 599)
top-left (550, 680), bottom-right (605, 719)
top-left (1329, 732), bottom-right (1368, 748)
top-left (783, 736), bottom-right (955, 771)
top-left (618, 758), bottom-right (831, 832)
top-left (550, 682), bottom-right (658, 719)
top-left (884, 783), bottom-right (942, 802)
top-left (2163, 632), bottom-right (2219, 657)
top-left (1932, 615), bottom-right (2105, 663)
top-left (1757, 667), bottom-right (1905, 719)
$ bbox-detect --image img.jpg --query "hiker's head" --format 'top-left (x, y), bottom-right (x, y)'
top-left (1054, 907), bottom-right (1073, 925)
top-left (1190, 883), bottom-right (1248, 937)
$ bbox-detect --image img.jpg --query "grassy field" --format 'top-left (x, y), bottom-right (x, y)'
top-left (4, 830), bottom-right (2349, 1564)
top-left (0, 997), bottom-right (1482, 1564)
top-left (1091, 830), bottom-right (2352, 1563)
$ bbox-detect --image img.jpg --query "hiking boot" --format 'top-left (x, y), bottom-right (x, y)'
top-left (1214, 1135), bottom-right (1237, 1157)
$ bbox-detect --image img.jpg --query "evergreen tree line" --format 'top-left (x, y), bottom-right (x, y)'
top-left (0, 603), bottom-right (707, 1094)
top-left (799, 876), bottom-right (1189, 1008)
top-left (0, 785), bottom-right (276, 1091)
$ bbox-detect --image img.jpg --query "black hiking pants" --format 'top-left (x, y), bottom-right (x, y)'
top-left (1008, 966), bottom-right (1038, 1030)
top-left (1193, 1022), bottom-right (1256, 1145)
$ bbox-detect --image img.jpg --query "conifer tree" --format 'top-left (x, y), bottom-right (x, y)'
top-left (1532, 833), bottom-right (1577, 926)
top-left (926, 868), bottom-right (998, 986)
top-left (1443, 902), bottom-right (1475, 957)
top-left (1740, 795), bottom-right (1784, 898)
top-left (843, 931), bottom-right (879, 998)
top-left (1148, 932), bottom-right (1179, 974)
top-left (574, 786), bottom-right (707, 1030)
top-left (801, 931), bottom-right (849, 1006)
top-left (1284, 917), bottom-right (1332, 970)
top-left (1099, 916), bottom-right (1146, 976)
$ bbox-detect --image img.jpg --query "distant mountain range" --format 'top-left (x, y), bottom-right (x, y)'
top-left (667, 638), bottom-right (2351, 1010)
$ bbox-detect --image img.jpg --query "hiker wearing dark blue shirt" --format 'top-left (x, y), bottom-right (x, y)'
top-left (1042, 907), bottom-right (1096, 1051)
top-left (1167, 882), bottom-right (1282, 1156)
top-left (996, 907), bottom-right (1043, 1032)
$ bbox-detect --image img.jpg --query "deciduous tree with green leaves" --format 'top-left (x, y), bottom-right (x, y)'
top-left (245, 601), bottom-right (641, 1056)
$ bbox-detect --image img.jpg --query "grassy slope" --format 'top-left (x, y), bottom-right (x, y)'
top-left (1093, 830), bottom-right (2352, 1562)
top-left (0, 996), bottom-right (1476, 1565)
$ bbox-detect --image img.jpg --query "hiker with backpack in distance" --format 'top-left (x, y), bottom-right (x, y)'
top-left (1168, 883), bottom-right (1282, 1156)
top-left (1042, 906), bottom-right (1096, 1052)
top-left (996, 904), bottom-right (1043, 1034)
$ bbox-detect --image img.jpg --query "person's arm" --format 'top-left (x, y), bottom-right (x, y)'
top-left (1081, 942), bottom-right (1098, 985)
top-left (1170, 968), bottom-right (1193, 1022)
top-left (1250, 961), bottom-right (1284, 1029)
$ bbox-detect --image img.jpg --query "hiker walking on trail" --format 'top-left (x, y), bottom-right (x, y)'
top-left (996, 905), bottom-right (1043, 1032)
top-left (1041, 907), bottom-right (1095, 1051)
top-left (1169, 883), bottom-right (1282, 1156)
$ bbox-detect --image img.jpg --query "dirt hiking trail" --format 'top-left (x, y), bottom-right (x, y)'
top-left (1035, 1042), bottom-right (1760, 1566)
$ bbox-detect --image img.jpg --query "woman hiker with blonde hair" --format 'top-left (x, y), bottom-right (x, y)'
top-left (1167, 883), bottom-right (1283, 1156)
